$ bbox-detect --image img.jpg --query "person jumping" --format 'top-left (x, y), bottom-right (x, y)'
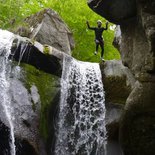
top-left (86, 20), bottom-right (108, 61)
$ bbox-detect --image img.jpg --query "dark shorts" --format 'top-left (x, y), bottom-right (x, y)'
top-left (95, 39), bottom-right (104, 45)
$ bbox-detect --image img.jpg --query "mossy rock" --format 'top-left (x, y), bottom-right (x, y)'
top-left (20, 63), bottom-right (60, 140)
top-left (100, 60), bottom-right (135, 105)
top-left (104, 75), bottom-right (131, 104)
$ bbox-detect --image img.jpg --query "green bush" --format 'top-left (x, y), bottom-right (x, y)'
top-left (0, 0), bottom-right (120, 62)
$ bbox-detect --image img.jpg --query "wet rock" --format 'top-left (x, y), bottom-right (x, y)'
top-left (100, 60), bottom-right (136, 105)
top-left (15, 8), bottom-right (74, 55)
top-left (117, 1), bottom-right (155, 153)
top-left (106, 103), bottom-right (123, 141)
top-left (15, 138), bottom-right (38, 155)
top-left (0, 121), bottom-right (38, 155)
top-left (100, 60), bottom-right (134, 149)
top-left (120, 82), bottom-right (155, 155)
top-left (94, 0), bottom-right (155, 153)
top-left (0, 121), bottom-right (10, 155)
top-left (0, 62), bottom-right (61, 155)
top-left (11, 40), bottom-right (62, 77)
top-left (45, 91), bottom-right (60, 155)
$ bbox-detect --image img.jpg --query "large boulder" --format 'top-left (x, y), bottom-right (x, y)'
top-left (11, 38), bottom-right (62, 77)
top-left (100, 60), bottom-right (136, 105)
top-left (120, 81), bottom-right (155, 155)
top-left (100, 60), bottom-right (135, 151)
top-left (87, 0), bottom-right (137, 24)
top-left (120, 18), bottom-right (155, 79)
top-left (15, 8), bottom-right (74, 55)
top-left (0, 62), bottom-right (61, 155)
top-left (92, 0), bottom-right (155, 154)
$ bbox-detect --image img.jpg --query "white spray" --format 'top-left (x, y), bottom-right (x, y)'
top-left (54, 55), bottom-right (107, 155)
top-left (0, 29), bottom-right (16, 155)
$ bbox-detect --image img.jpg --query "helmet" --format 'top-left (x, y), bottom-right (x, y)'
top-left (97, 20), bottom-right (102, 24)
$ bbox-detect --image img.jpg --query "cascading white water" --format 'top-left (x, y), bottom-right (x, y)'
top-left (54, 55), bottom-right (107, 155)
top-left (0, 29), bottom-right (16, 155)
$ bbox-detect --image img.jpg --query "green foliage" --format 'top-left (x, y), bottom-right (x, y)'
top-left (0, 0), bottom-right (120, 62)
top-left (48, 0), bottom-right (120, 62)
top-left (0, 0), bottom-right (22, 28)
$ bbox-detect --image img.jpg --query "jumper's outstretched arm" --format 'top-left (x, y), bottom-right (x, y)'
top-left (104, 21), bottom-right (109, 30)
top-left (86, 21), bottom-right (95, 30)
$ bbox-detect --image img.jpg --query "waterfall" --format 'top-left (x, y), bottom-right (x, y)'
top-left (54, 55), bottom-right (107, 155)
top-left (0, 29), bottom-right (16, 155)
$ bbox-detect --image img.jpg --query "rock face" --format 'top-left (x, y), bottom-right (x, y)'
top-left (100, 60), bottom-right (135, 145)
top-left (120, 15), bottom-right (155, 79)
top-left (20, 64), bottom-right (61, 155)
top-left (89, 0), bottom-right (155, 154)
top-left (11, 39), bottom-right (62, 77)
top-left (0, 120), bottom-right (38, 155)
top-left (15, 8), bottom-right (74, 55)
top-left (119, 2), bottom-right (155, 154)
top-left (0, 61), bottom-right (60, 155)
top-left (87, 0), bottom-right (137, 24)
top-left (120, 81), bottom-right (155, 155)
top-left (100, 60), bottom-right (136, 105)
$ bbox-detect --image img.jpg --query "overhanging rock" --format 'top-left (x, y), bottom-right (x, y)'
top-left (87, 0), bottom-right (137, 24)
top-left (10, 35), bottom-right (64, 77)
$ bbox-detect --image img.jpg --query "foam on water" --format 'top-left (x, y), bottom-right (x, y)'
top-left (0, 29), bottom-right (16, 155)
top-left (54, 55), bottom-right (107, 155)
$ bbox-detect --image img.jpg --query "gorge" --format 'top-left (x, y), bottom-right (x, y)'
top-left (0, 0), bottom-right (155, 154)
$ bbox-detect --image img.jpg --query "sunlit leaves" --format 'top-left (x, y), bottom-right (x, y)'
top-left (0, 0), bottom-right (120, 61)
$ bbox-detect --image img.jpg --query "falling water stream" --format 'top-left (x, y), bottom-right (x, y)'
top-left (0, 30), bottom-right (16, 155)
top-left (0, 29), bottom-right (107, 155)
top-left (54, 55), bottom-right (107, 155)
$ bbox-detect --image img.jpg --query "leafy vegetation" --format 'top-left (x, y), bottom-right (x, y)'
top-left (0, 0), bottom-right (120, 62)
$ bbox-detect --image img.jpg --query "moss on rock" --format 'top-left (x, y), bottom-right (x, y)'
top-left (100, 60), bottom-right (135, 105)
top-left (104, 75), bottom-right (131, 104)
top-left (43, 45), bottom-right (50, 55)
top-left (20, 63), bottom-right (60, 140)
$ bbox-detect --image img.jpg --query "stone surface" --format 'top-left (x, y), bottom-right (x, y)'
top-left (87, 0), bottom-right (137, 24)
top-left (19, 64), bottom-right (61, 155)
top-left (11, 39), bottom-right (62, 77)
top-left (120, 1), bottom-right (155, 154)
top-left (93, 0), bottom-right (155, 154)
top-left (118, 0), bottom-right (155, 79)
top-left (0, 121), bottom-right (38, 155)
top-left (106, 103), bottom-right (123, 140)
top-left (120, 82), bottom-right (155, 155)
top-left (100, 60), bottom-right (136, 104)
top-left (15, 8), bottom-right (74, 55)
top-left (0, 121), bottom-right (11, 155)
top-left (120, 18), bottom-right (155, 79)
top-left (0, 61), bottom-right (61, 154)
top-left (113, 25), bottom-right (121, 51)
top-left (118, 3), bottom-right (155, 153)
top-left (100, 60), bottom-right (135, 151)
